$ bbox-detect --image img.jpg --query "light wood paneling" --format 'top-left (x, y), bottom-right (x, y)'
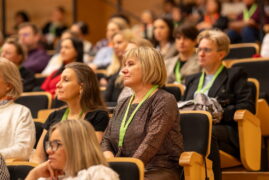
top-left (5, 0), bottom-right (72, 35)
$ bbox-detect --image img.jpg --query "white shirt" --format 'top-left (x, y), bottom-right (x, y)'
top-left (0, 101), bottom-right (35, 160)
top-left (38, 165), bottom-right (119, 180)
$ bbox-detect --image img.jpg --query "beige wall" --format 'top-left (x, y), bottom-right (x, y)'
top-left (5, 0), bottom-right (72, 34)
top-left (76, 0), bottom-right (116, 44)
top-left (2, 0), bottom-right (200, 44)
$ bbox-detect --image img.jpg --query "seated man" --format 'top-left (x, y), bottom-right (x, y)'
top-left (182, 29), bottom-right (255, 180)
top-left (227, 0), bottom-right (263, 43)
top-left (18, 23), bottom-right (50, 73)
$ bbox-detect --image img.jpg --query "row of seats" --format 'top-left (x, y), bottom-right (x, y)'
top-left (10, 55), bottom-right (269, 180)
top-left (7, 157), bottom-right (144, 180)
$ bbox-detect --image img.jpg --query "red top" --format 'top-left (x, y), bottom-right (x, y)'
top-left (41, 70), bottom-right (61, 98)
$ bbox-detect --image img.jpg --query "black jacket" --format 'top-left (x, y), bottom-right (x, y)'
top-left (20, 66), bottom-right (36, 92)
top-left (182, 66), bottom-right (255, 126)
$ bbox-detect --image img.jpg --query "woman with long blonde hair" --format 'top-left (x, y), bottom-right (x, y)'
top-left (26, 120), bottom-right (118, 180)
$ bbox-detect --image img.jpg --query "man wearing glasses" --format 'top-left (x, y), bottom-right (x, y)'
top-left (18, 23), bottom-right (50, 73)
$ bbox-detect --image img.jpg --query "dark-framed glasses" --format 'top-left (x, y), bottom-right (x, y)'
top-left (45, 140), bottom-right (63, 152)
top-left (196, 47), bottom-right (215, 54)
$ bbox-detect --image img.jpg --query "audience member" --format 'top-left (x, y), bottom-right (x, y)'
top-left (189, 0), bottom-right (206, 24)
top-left (115, 39), bottom-right (154, 103)
top-left (165, 24), bottom-right (201, 84)
top-left (102, 47), bottom-right (183, 180)
top-left (0, 154), bottom-right (9, 180)
top-left (89, 18), bottom-right (129, 70)
top-left (104, 30), bottom-right (136, 103)
top-left (31, 62), bottom-right (109, 164)
top-left (40, 37), bottom-right (83, 97)
top-left (18, 23), bottom-right (50, 73)
top-left (12, 10), bottom-right (30, 35)
top-left (132, 10), bottom-right (155, 41)
top-left (182, 29), bottom-right (255, 180)
top-left (42, 30), bottom-right (77, 76)
top-left (227, 0), bottom-right (262, 43)
top-left (1, 38), bottom-right (36, 92)
top-left (221, 0), bottom-right (245, 20)
top-left (197, 0), bottom-right (229, 31)
top-left (0, 57), bottom-right (35, 160)
top-left (42, 6), bottom-right (68, 50)
top-left (26, 120), bottom-right (118, 180)
top-left (70, 21), bottom-right (93, 63)
top-left (152, 17), bottom-right (177, 60)
top-left (162, 0), bottom-right (176, 20)
top-left (171, 4), bottom-right (187, 28)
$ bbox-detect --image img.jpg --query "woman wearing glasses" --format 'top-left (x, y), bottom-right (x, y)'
top-left (182, 29), bottom-right (255, 180)
top-left (102, 47), bottom-right (183, 180)
top-left (31, 62), bottom-right (109, 164)
top-left (26, 120), bottom-right (119, 180)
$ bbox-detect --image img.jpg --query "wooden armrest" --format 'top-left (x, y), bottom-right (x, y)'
top-left (179, 152), bottom-right (203, 166)
top-left (179, 152), bottom-right (214, 180)
top-left (6, 161), bottom-right (38, 167)
top-left (5, 158), bottom-right (25, 163)
top-left (234, 110), bottom-right (261, 171)
top-left (257, 99), bottom-right (269, 136)
top-left (234, 109), bottom-right (260, 127)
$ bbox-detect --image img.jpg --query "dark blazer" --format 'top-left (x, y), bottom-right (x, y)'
top-left (104, 72), bottom-right (123, 103)
top-left (20, 66), bottom-right (36, 92)
top-left (182, 66), bottom-right (255, 126)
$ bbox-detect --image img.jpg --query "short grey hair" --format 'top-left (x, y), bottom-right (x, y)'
top-left (197, 29), bottom-right (230, 55)
top-left (0, 57), bottom-right (22, 99)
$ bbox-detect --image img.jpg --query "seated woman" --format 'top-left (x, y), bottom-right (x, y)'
top-left (89, 18), bottom-right (129, 71)
top-left (182, 29), bottom-right (255, 180)
top-left (196, 0), bottom-right (228, 31)
top-left (26, 120), bottom-right (119, 180)
top-left (102, 47), bottom-right (183, 180)
top-left (41, 37), bottom-right (83, 98)
top-left (31, 62), bottom-right (109, 164)
top-left (70, 21), bottom-right (93, 63)
top-left (104, 30), bottom-right (135, 103)
top-left (105, 33), bottom-right (153, 104)
top-left (41, 30), bottom-right (77, 76)
top-left (165, 23), bottom-right (201, 84)
top-left (1, 38), bottom-right (36, 92)
top-left (227, 0), bottom-right (261, 43)
top-left (152, 17), bottom-right (177, 60)
top-left (0, 57), bottom-right (35, 160)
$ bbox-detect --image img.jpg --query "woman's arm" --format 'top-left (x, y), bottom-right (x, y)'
top-left (0, 109), bottom-right (35, 160)
top-left (132, 94), bottom-right (180, 165)
top-left (26, 161), bottom-right (62, 180)
top-left (95, 131), bottom-right (104, 144)
top-left (30, 130), bottom-right (47, 164)
top-left (103, 151), bottom-right (115, 159)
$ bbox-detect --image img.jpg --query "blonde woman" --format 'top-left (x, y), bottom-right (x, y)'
top-left (105, 35), bottom-right (153, 103)
top-left (26, 120), bottom-right (119, 180)
top-left (102, 47), bottom-right (183, 180)
top-left (0, 57), bottom-right (35, 160)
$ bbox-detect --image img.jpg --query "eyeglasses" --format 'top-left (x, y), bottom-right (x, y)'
top-left (196, 47), bottom-right (215, 54)
top-left (18, 32), bottom-right (32, 38)
top-left (45, 140), bottom-right (63, 152)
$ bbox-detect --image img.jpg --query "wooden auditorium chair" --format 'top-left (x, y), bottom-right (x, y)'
top-left (220, 78), bottom-right (261, 171)
top-left (179, 110), bottom-right (214, 180)
top-left (107, 157), bottom-right (144, 180)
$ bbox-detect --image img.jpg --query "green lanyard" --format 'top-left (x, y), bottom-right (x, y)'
top-left (243, 4), bottom-right (257, 21)
top-left (61, 108), bottom-right (84, 121)
top-left (195, 65), bottom-right (224, 94)
top-left (175, 61), bottom-right (181, 83)
top-left (118, 85), bottom-right (158, 147)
